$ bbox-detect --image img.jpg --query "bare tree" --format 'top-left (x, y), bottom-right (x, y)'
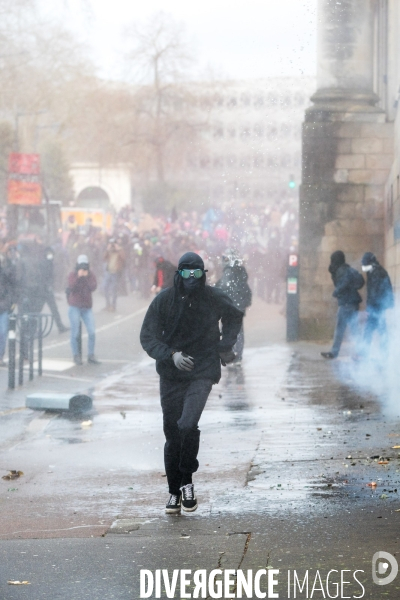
top-left (0, 1), bottom-right (96, 202)
top-left (123, 12), bottom-right (202, 188)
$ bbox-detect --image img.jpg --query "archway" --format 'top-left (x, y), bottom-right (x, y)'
top-left (76, 186), bottom-right (110, 209)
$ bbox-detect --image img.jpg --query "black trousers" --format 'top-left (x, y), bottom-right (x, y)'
top-left (160, 377), bottom-right (213, 495)
top-left (44, 289), bottom-right (65, 331)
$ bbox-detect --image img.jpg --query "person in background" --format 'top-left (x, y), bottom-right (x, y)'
top-left (41, 246), bottom-right (69, 334)
top-left (18, 237), bottom-right (46, 315)
top-left (361, 251), bottom-right (394, 355)
top-left (0, 249), bottom-right (16, 366)
top-left (103, 238), bottom-right (125, 312)
top-left (67, 254), bottom-right (100, 365)
top-left (151, 256), bottom-right (176, 294)
top-left (140, 252), bottom-right (243, 514)
top-left (215, 249), bottom-right (252, 365)
top-left (321, 250), bottom-right (364, 359)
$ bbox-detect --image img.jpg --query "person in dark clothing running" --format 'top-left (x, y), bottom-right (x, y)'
top-left (321, 250), bottom-right (364, 359)
top-left (140, 251), bottom-right (243, 514)
top-left (361, 251), bottom-right (394, 354)
top-left (215, 249), bottom-right (252, 364)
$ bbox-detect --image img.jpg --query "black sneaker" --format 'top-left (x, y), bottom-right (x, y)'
top-left (165, 493), bottom-right (181, 514)
top-left (180, 484), bottom-right (197, 512)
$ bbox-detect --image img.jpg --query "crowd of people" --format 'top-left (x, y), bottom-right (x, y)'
top-left (60, 201), bottom-right (298, 304)
top-left (0, 201), bottom-right (297, 366)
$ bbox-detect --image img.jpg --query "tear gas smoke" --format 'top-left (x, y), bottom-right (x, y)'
top-left (336, 308), bottom-right (400, 418)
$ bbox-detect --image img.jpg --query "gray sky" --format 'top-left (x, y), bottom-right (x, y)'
top-left (42, 0), bottom-right (317, 81)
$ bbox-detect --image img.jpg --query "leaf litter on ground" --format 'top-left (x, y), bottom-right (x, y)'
top-left (2, 470), bottom-right (23, 481)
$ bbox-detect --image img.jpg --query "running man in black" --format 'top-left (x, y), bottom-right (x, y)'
top-left (140, 252), bottom-right (243, 513)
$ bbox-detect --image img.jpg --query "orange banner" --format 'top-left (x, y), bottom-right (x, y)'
top-left (8, 180), bottom-right (42, 206)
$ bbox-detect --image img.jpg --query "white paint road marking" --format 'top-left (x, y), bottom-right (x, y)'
top-left (44, 306), bottom-right (147, 351)
top-left (26, 414), bottom-right (58, 434)
top-left (40, 373), bottom-right (94, 383)
top-left (0, 524), bottom-right (107, 537)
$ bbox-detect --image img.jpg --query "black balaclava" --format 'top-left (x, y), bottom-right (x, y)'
top-left (176, 252), bottom-right (205, 294)
top-left (328, 250), bottom-right (345, 275)
top-left (361, 252), bottom-right (377, 266)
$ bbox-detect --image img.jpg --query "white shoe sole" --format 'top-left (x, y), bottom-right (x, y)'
top-left (165, 507), bottom-right (181, 514)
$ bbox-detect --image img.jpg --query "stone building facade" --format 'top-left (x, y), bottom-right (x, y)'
top-left (299, 0), bottom-right (400, 339)
top-left (185, 78), bottom-right (315, 208)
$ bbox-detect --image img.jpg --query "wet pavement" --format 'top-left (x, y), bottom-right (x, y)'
top-left (0, 299), bottom-right (400, 598)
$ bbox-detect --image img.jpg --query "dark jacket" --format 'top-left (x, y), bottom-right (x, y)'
top-left (0, 260), bottom-right (16, 313)
top-left (140, 285), bottom-right (243, 383)
top-left (67, 271), bottom-right (97, 309)
top-left (215, 265), bottom-right (252, 313)
top-left (365, 264), bottom-right (394, 312)
top-left (331, 264), bottom-right (364, 306)
top-left (18, 242), bottom-right (47, 312)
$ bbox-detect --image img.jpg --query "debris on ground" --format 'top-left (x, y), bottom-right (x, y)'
top-left (7, 581), bottom-right (31, 585)
top-left (80, 420), bottom-right (92, 429)
top-left (2, 470), bottom-right (23, 481)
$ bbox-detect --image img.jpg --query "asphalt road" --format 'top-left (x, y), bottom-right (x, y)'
top-left (0, 293), bottom-right (399, 598)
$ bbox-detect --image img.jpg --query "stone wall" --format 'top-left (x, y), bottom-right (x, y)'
top-left (298, 0), bottom-right (396, 340)
top-left (299, 115), bottom-right (393, 339)
top-left (384, 114), bottom-right (400, 292)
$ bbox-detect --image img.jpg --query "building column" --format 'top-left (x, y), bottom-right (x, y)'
top-left (299, 0), bottom-right (393, 340)
top-left (314, 0), bottom-right (377, 107)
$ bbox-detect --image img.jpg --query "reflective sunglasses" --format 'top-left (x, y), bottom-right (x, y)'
top-left (179, 268), bottom-right (204, 279)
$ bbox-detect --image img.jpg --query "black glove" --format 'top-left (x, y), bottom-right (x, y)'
top-left (219, 350), bottom-right (236, 366)
top-left (172, 351), bottom-right (194, 371)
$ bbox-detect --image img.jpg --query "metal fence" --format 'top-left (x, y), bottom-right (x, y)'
top-left (8, 313), bottom-right (54, 389)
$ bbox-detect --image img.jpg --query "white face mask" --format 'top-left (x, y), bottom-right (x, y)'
top-left (362, 265), bottom-right (373, 272)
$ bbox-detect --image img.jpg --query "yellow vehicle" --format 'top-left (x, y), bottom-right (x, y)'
top-left (61, 207), bottom-right (114, 234)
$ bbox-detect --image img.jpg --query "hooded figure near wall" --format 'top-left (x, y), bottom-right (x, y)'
top-left (321, 250), bottom-right (364, 360)
top-left (361, 252), bottom-right (394, 355)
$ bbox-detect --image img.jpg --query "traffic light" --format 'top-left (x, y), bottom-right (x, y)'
top-left (288, 174), bottom-right (296, 189)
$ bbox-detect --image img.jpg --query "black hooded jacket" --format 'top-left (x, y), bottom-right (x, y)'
top-left (365, 264), bottom-right (394, 312)
top-left (329, 251), bottom-right (364, 306)
top-left (140, 252), bottom-right (243, 383)
top-left (331, 264), bottom-right (364, 306)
